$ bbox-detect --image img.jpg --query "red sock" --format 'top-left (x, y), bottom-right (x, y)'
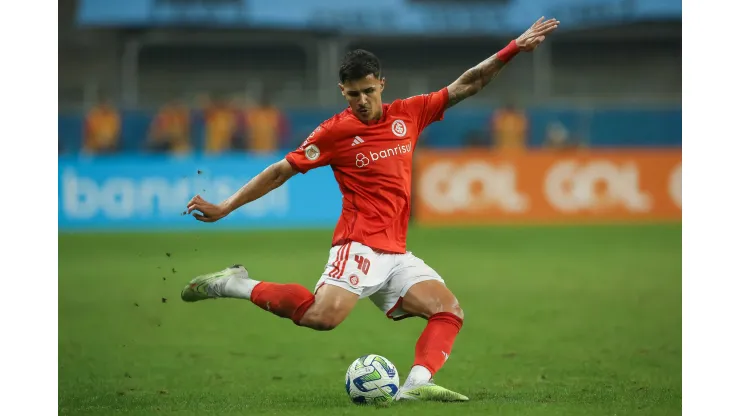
top-left (250, 282), bottom-right (315, 325)
top-left (413, 312), bottom-right (464, 375)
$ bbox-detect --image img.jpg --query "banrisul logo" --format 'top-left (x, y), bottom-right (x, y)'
top-left (355, 143), bottom-right (412, 168)
top-left (370, 143), bottom-right (411, 161)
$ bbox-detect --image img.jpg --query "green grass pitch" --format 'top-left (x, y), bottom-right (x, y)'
top-left (59, 224), bottom-right (681, 415)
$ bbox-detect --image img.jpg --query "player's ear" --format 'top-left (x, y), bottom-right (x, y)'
top-left (338, 83), bottom-right (345, 97)
top-left (380, 77), bottom-right (385, 91)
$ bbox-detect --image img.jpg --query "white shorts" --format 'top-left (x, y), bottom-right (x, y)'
top-left (314, 241), bottom-right (445, 320)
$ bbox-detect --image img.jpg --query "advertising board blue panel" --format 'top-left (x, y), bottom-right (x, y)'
top-left (58, 155), bottom-right (342, 231)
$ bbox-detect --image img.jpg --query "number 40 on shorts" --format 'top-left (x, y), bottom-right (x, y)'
top-left (354, 255), bottom-right (371, 275)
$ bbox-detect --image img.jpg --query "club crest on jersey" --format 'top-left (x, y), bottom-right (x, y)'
top-left (305, 144), bottom-right (320, 161)
top-left (392, 119), bottom-right (407, 137)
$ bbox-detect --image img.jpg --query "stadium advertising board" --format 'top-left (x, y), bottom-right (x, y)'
top-left (58, 155), bottom-right (342, 230)
top-left (414, 150), bottom-right (681, 224)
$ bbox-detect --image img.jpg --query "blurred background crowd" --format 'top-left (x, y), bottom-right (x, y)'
top-left (58, 0), bottom-right (681, 157)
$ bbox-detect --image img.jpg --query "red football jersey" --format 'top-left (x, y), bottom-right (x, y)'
top-left (285, 88), bottom-right (449, 254)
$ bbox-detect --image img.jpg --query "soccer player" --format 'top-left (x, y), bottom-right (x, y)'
top-left (182, 17), bottom-right (559, 402)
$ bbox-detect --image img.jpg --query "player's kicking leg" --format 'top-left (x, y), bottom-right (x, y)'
top-left (393, 279), bottom-right (467, 401)
top-left (367, 253), bottom-right (468, 403)
top-left (180, 265), bottom-right (358, 330)
top-left (391, 279), bottom-right (468, 402)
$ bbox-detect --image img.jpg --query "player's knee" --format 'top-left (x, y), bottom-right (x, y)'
top-left (424, 300), bottom-right (464, 321)
top-left (434, 301), bottom-right (463, 321)
top-left (448, 303), bottom-right (464, 321)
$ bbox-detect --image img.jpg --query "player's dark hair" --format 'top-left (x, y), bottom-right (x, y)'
top-left (338, 49), bottom-right (381, 83)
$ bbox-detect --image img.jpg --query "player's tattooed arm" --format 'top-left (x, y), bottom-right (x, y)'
top-left (445, 17), bottom-right (559, 109)
top-left (446, 56), bottom-right (508, 108)
top-left (187, 159), bottom-right (297, 222)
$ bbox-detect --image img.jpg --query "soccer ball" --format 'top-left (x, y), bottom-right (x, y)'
top-left (345, 354), bottom-right (400, 405)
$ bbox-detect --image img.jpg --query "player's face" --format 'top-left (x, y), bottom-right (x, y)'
top-left (339, 74), bottom-right (385, 122)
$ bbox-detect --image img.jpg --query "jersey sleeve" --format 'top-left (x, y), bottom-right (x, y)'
top-left (402, 87), bottom-right (450, 132)
top-left (285, 124), bottom-right (336, 174)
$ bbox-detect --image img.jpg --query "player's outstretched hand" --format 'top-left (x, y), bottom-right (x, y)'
top-left (516, 17), bottom-right (560, 52)
top-left (187, 194), bottom-right (229, 223)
